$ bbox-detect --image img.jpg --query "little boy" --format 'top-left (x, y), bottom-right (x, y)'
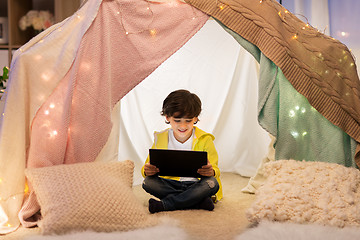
top-left (141, 89), bottom-right (223, 213)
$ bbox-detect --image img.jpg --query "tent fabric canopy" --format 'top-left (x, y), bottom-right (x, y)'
top-left (0, 0), bottom-right (209, 232)
top-left (186, 0), bottom-right (360, 165)
top-left (0, 0), bottom-right (359, 234)
top-left (217, 21), bottom-right (357, 167)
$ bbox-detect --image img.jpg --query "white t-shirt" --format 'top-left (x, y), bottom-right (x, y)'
top-left (168, 129), bottom-right (198, 182)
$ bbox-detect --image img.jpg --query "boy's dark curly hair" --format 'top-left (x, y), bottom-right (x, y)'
top-left (161, 89), bottom-right (202, 119)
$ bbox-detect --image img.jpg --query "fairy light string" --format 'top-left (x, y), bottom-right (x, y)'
top-left (265, 1), bottom-right (358, 140)
top-left (1, 0), bottom-right (358, 229)
top-left (116, 0), bottom-right (155, 36)
top-left (211, 0), bottom-right (358, 148)
top-left (0, 177), bottom-right (29, 228)
top-left (1, 1), bottom-right (202, 229)
top-left (116, 0), bottom-right (199, 37)
top-left (268, 0), bottom-right (355, 90)
top-left (0, 178), bottom-right (28, 228)
top-left (11, 0), bottom-right (186, 140)
top-left (0, 3), bottom-right (86, 230)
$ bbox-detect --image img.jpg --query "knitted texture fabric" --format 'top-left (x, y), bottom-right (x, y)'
top-left (25, 160), bottom-right (158, 235)
top-left (246, 160), bottom-right (360, 228)
top-left (13, 0), bottom-right (208, 228)
top-left (2, 0), bottom-right (359, 234)
top-left (185, 0), bottom-right (360, 166)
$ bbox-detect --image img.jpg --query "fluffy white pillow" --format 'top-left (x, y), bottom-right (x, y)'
top-left (25, 160), bottom-right (158, 235)
top-left (246, 160), bottom-right (360, 227)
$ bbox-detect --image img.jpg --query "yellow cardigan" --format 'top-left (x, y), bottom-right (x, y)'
top-left (141, 126), bottom-right (223, 201)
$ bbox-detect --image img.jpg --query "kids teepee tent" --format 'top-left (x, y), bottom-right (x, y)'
top-left (0, 0), bottom-right (359, 233)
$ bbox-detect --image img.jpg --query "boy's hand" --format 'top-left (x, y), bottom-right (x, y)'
top-left (144, 163), bottom-right (159, 176)
top-left (197, 161), bottom-right (215, 177)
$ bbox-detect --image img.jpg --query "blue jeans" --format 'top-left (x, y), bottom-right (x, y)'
top-left (142, 176), bottom-right (219, 211)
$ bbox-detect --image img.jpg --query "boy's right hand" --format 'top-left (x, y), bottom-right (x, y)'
top-left (144, 163), bottom-right (159, 176)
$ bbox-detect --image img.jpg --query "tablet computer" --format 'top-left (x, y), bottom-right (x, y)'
top-left (149, 149), bottom-right (207, 178)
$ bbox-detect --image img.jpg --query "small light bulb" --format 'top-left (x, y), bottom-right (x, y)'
top-left (289, 110), bottom-right (296, 118)
top-left (149, 29), bottom-right (157, 37)
top-left (49, 130), bottom-right (58, 139)
top-left (42, 72), bottom-right (51, 81)
top-left (291, 131), bottom-right (299, 138)
top-left (81, 62), bottom-right (91, 71)
top-left (24, 184), bottom-right (29, 194)
top-left (292, 34), bottom-right (298, 40)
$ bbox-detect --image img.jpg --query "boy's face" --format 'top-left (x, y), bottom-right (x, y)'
top-left (166, 116), bottom-right (198, 143)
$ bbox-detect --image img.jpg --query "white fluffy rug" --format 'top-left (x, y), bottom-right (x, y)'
top-left (235, 221), bottom-right (360, 240)
top-left (24, 219), bottom-right (189, 240)
top-left (24, 221), bottom-right (360, 240)
top-left (247, 160), bottom-right (360, 228)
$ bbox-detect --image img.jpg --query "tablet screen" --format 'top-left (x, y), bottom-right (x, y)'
top-left (149, 149), bottom-right (207, 177)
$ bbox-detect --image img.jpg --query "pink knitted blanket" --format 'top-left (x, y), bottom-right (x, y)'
top-left (19, 0), bottom-right (208, 227)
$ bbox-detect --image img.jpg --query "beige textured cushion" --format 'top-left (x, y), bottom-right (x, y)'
top-left (25, 160), bottom-right (157, 235)
top-left (246, 160), bottom-right (360, 228)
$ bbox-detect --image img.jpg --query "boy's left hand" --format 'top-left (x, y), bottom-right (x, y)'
top-left (197, 161), bottom-right (215, 177)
